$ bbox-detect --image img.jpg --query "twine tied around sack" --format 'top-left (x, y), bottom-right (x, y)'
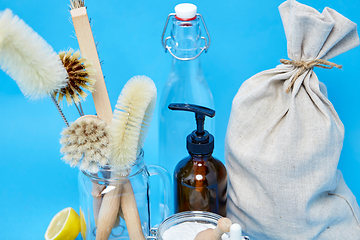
top-left (280, 59), bottom-right (342, 93)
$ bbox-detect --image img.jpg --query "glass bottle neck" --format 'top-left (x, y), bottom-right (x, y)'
top-left (190, 152), bottom-right (213, 161)
top-left (170, 17), bottom-right (201, 59)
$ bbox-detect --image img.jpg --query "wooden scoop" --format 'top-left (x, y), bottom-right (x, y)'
top-left (194, 217), bottom-right (232, 240)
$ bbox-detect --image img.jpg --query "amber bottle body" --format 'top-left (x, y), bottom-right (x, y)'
top-left (174, 153), bottom-right (227, 217)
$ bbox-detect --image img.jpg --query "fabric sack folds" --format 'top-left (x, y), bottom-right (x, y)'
top-left (225, 0), bottom-right (360, 239)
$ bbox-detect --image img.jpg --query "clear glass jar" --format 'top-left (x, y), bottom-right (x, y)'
top-left (78, 150), bottom-right (171, 240)
top-left (148, 211), bottom-right (222, 240)
top-left (147, 211), bottom-right (250, 240)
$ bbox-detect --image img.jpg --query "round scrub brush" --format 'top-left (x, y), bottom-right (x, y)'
top-left (54, 49), bottom-right (95, 105)
top-left (60, 115), bottom-right (110, 173)
top-left (0, 9), bottom-right (68, 99)
top-left (110, 75), bottom-right (157, 170)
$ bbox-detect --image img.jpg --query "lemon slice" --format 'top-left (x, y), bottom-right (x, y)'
top-left (45, 207), bottom-right (81, 240)
top-left (79, 207), bottom-right (87, 240)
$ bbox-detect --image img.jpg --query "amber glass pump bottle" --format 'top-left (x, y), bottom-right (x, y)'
top-left (169, 103), bottom-right (227, 217)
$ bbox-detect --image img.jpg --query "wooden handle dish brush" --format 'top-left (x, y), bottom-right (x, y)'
top-left (69, 1), bottom-right (115, 237)
top-left (78, 75), bottom-right (156, 240)
top-left (70, 2), bottom-right (112, 124)
top-left (107, 75), bottom-right (157, 240)
top-left (194, 217), bottom-right (232, 240)
top-left (60, 114), bottom-right (110, 225)
top-left (69, 2), bottom-right (157, 239)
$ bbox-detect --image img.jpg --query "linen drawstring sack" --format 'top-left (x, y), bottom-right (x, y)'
top-left (225, 0), bottom-right (360, 239)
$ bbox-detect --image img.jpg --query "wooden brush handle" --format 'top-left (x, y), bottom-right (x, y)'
top-left (70, 8), bottom-right (144, 240)
top-left (96, 183), bottom-right (122, 240)
top-left (70, 7), bottom-right (112, 125)
top-left (74, 115), bottom-right (108, 226)
top-left (92, 183), bottom-right (105, 226)
top-left (70, 7), bottom-right (114, 234)
top-left (121, 180), bottom-right (146, 240)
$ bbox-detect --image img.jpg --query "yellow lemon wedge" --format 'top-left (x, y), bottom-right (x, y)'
top-left (79, 207), bottom-right (87, 240)
top-left (45, 207), bottom-right (81, 240)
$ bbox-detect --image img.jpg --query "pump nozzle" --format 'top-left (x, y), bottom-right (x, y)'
top-left (168, 103), bottom-right (215, 155)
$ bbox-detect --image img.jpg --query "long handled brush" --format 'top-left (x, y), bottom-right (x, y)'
top-left (109, 75), bottom-right (157, 170)
top-left (114, 76), bottom-right (156, 240)
top-left (69, 1), bottom-right (114, 230)
top-left (69, 0), bottom-right (113, 125)
top-left (60, 114), bottom-right (110, 226)
top-left (96, 75), bottom-right (157, 240)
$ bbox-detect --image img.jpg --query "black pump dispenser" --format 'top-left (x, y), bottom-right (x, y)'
top-left (168, 103), bottom-right (215, 155)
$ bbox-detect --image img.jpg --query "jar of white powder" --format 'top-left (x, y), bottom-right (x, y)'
top-left (147, 211), bottom-right (249, 240)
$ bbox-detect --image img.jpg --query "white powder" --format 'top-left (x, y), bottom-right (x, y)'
top-left (162, 222), bottom-right (229, 240)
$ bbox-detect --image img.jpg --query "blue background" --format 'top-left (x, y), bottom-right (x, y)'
top-left (0, 0), bottom-right (359, 239)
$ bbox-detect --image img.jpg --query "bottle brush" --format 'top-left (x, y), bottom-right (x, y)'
top-left (96, 75), bottom-right (157, 240)
top-left (110, 75), bottom-right (157, 171)
top-left (0, 9), bottom-right (68, 99)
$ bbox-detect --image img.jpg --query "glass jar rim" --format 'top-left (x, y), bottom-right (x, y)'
top-left (81, 149), bottom-right (145, 182)
top-left (156, 211), bottom-right (222, 237)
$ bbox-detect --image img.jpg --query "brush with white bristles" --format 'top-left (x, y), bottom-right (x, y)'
top-left (0, 9), bottom-right (78, 127)
top-left (60, 115), bottom-right (110, 173)
top-left (110, 75), bottom-right (157, 171)
top-left (60, 114), bottom-right (110, 226)
top-left (96, 75), bottom-right (156, 240)
top-left (0, 9), bottom-right (68, 99)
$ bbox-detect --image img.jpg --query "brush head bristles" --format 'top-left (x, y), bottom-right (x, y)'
top-left (70, 0), bottom-right (85, 9)
top-left (60, 115), bottom-right (110, 173)
top-left (53, 49), bottom-right (95, 105)
top-left (110, 75), bottom-right (157, 170)
top-left (0, 9), bottom-right (68, 99)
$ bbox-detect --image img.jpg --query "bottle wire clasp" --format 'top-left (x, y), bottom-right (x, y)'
top-left (161, 13), bottom-right (211, 61)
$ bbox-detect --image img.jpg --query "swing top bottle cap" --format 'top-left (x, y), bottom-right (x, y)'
top-left (175, 3), bottom-right (197, 20)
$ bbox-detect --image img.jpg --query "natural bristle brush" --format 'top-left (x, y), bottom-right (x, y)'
top-left (96, 75), bottom-right (157, 240)
top-left (0, 9), bottom-right (96, 127)
top-left (69, 1), bottom-right (115, 238)
top-left (54, 49), bottom-right (95, 105)
top-left (110, 75), bottom-right (157, 171)
top-left (0, 9), bottom-right (68, 99)
top-left (60, 114), bottom-right (110, 226)
top-left (60, 115), bottom-right (110, 173)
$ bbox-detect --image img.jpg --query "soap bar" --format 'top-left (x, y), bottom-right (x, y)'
top-left (162, 222), bottom-right (229, 240)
